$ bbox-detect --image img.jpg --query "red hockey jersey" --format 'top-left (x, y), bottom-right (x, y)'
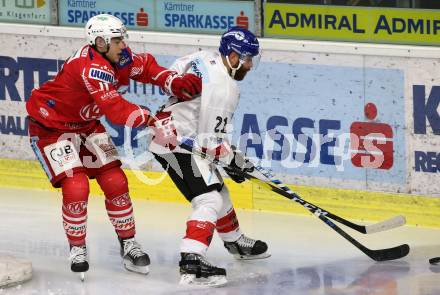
top-left (26, 45), bottom-right (172, 131)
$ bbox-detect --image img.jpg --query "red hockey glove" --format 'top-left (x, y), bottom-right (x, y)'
top-left (148, 111), bottom-right (178, 150)
top-left (165, 73), bottom-right (201, 101)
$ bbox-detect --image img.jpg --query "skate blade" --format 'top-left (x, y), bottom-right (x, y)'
top-left (79, 272), bottom-right (85, 282)
top-left (233, 252), bottom-right (271, 260)
top-left (123, 261), bottom-right (149, 275)
top-left (179, 274), bottom-right (227, 287)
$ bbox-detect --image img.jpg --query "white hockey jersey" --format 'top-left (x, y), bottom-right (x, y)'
top-left (150, 50), bottom-right (240, 155)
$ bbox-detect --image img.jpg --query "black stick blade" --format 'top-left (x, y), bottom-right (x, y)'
top-left (368, 244), bottom-right (410, 261)
top-left (429, 257), bottom-right (440, 265)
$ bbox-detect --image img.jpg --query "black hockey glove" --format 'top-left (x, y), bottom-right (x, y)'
top-left (223, 147), bottom-right (254, 183)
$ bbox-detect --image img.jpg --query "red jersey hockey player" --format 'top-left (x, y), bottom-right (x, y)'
top-left (26, 14), bottom-right (201, 280)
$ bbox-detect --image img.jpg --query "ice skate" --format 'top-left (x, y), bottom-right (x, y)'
top-left (429, 257), bottom-right (440, 265)
top-left (224, 234), bottom-right (271, 260)
top-left (179, 253), bottom-right (227, 287)
top-left (119, 237), bottom-right (150, 274)
top-left (69, 245), bottom-right (89, 281)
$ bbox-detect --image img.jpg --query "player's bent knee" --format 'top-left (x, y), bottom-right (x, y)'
top-left (61, 172), bottom-right (90, 200)
top-left (96, 167), bottom-right (129, 196)
top-left (191, 190), bottom-right (223, 215)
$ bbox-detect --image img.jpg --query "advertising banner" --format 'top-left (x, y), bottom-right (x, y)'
top-left (58, 0), bottom-right (153, 30)
top-left (155, 0), bottom-right (254, 33)
top-left (0, 52), bottom-right (407, 191)
top-left (406, 58), bottom-right (440, 195)
top-left (0, 0), bottom-right (52, 24)
top-left (1, 29), bottom-right (439, 195)
top-left (234, 61), bottom-right (406, 186)
top-left (264, 3), bottom-right (440, 46)
top-left (59, 0), bottom-right (254, 34)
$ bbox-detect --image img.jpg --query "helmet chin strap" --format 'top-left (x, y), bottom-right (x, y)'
top-left (93, 37), bottom-right (111, 55)
top-left (226, 55), bottom-right (243, 79)
top-left (104, 37), bottom-right (111, 54)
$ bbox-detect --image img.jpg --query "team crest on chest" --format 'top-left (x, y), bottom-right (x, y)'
top-left (80, 103), bottom-right (101, 121)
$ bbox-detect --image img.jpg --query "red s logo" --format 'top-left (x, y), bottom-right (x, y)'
top-left (236, 11), bottom-right (249, 29)
top-left (350, 103), bottom-right (393, 170)
top-left (136, 8), bottom-right (148, 26)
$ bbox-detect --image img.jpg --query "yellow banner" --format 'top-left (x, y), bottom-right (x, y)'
top-left (264, 4), bottom-right (440, 46)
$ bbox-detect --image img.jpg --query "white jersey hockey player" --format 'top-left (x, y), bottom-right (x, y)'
top-left (149, 27), bottom-right (270, 287)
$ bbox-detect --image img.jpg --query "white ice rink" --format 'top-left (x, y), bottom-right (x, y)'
top-left (0, 187), bottom-right (439, 295)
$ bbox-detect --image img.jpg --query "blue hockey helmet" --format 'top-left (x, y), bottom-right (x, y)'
top-left (219, 27), bottom-right (260, 60)
top-left (219, 27), bottom-right (260, 78)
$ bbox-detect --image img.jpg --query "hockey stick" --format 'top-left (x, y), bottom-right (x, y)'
top-left (248, 168), bottom-right (406, 234)
top-left (178, 137), bottom-right (410, 261)
top-left (242, 174), bottom-right (409, 261)
top-left (244, 173), bottom-right (405, 234)
top-left (178, 137), bottom-right (405, 234)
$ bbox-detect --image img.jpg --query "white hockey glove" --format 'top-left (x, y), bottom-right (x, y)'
top-left (148, 111), bottom-right (178, 150)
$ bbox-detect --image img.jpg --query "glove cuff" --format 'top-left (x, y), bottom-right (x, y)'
top-left (163, 72), bottom-right (178, 96)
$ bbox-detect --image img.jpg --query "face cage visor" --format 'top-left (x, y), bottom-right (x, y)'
top-left (106, 28), bottom-right (129, 46)
top-left (238, 50), bottom-right (262, 70)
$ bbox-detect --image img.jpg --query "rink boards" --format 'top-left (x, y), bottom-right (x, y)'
top-left (0, 24), bottom-right (439, 227)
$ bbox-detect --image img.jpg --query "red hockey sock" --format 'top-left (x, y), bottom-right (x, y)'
top-left (61, 173), bottom-right (90, 246)
top-left (216, 208), bottom-right (239, 233)
top-left (185, 220), bottom-right (216, 246)
top-left (96, 167), bottom-right (135, 239)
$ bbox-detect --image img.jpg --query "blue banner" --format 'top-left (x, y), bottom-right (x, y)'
top-left (233, 62), bottom-right (406, 184)
top-left (58, 0), bottom-right (254, 34)
top-left (58, 0), bottom-right (154, 29)
top-left (156, 0), bottom-right (254, 33)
